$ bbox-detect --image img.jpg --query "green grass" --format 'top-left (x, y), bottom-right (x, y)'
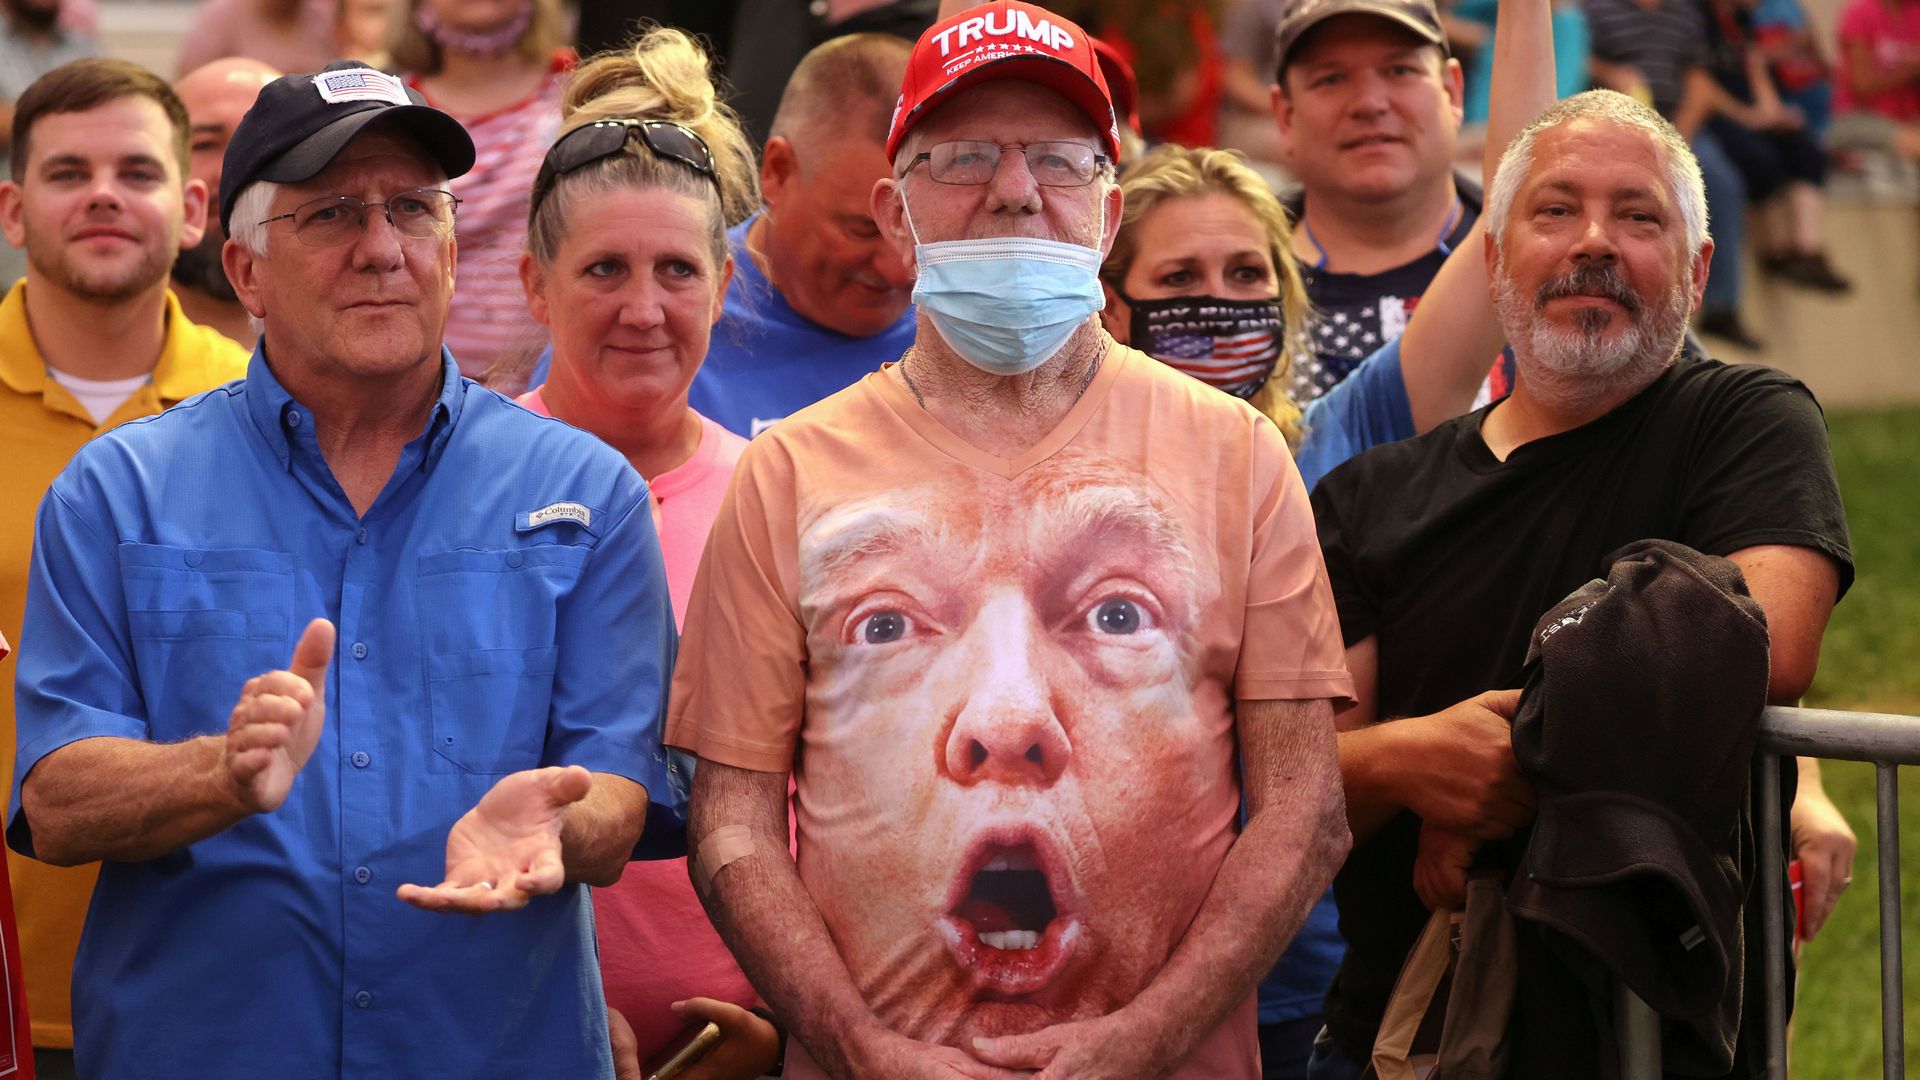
top-left (1785, 407), bottom-right (1920, 1078)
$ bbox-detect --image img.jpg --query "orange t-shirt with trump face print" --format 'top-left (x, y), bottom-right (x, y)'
top-left (665, 345), bottom-right (1352, 1079)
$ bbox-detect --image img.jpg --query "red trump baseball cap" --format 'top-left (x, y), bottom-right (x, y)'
top-left (885, 0), bottom-right (1121, 162)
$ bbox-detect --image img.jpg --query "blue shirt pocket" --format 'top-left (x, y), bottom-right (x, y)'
top-left (119, 544), bottom-right (295, 743)
top-left (415, 546), bottom-right (589, 775)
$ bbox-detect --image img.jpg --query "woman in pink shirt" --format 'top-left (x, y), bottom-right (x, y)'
top-left (515, 28), bottom-right (775, 1080)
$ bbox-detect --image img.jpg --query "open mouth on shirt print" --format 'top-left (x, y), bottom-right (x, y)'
top-left (790, 447), bottom-right (1241, 1046)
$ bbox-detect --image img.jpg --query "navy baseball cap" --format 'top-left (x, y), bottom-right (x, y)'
top-left (219, 62), bottom-right (476, 234)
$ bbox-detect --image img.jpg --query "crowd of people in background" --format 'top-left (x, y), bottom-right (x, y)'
top-left (0, 0), bottom-right (1891, 1075)
top-left (1, 0), bottom-right (1911, 350)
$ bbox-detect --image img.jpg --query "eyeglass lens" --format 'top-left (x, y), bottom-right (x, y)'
top-left (921, 141), bottom-right (1104, 187)
top-left (288, 188), bottom-right (458, 247)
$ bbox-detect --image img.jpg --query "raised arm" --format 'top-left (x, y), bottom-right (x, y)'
top-left (1398, 0), bottom-right (1560, 432)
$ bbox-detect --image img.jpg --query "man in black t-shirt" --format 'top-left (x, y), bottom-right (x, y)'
top-left (1308, 90), bottom-right (1856, 1079)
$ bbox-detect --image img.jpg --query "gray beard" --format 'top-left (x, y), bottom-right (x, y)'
top-left (1494, 260), bottom-right (1689, 413)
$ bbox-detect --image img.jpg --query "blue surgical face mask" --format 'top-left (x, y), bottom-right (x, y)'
top-left (901, 186), bottom-right (1107, 377)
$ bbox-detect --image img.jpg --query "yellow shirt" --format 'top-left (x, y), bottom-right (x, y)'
top-left (0, 279), bottom-right (248, 1048)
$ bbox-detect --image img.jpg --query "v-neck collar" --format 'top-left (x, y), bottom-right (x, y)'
top-left (870, 344), bottom-right (1128, 480)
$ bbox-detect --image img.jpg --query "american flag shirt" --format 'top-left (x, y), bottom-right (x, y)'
top-left (1280, 177), bottom-right (1482, 405)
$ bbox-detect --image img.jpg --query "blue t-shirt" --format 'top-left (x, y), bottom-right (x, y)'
top-left (689, 215), bottom-right (917, 437)
top-left (1296, 340), bottom-right (1418, 491)
top-left (10, 348), bottom-right (679, 1078)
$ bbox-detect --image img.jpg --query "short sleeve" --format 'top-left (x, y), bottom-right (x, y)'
top-left (1235, 415), bottom-right (1355, 704)
top-left (1296, 340), bottom-right (1415, 491)
top-left (1676, 371), bottom-right (1854, 595)
top-left (542, 487), bottom-right (682, 852)
top-left (664, 440), bottom-right (809, 773)
top-left (8, 482), bottom-right (150, 860)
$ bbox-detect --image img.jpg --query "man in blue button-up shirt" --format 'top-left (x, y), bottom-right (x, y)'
top-left (8, 63), bottom-right (678, 1080)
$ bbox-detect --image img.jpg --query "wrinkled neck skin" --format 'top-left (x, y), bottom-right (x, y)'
top-left (897, 315), bottom-right (1110, 458)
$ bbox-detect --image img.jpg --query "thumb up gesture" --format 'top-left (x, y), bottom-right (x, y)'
top-left (225, 618), bottom-right (334, 814)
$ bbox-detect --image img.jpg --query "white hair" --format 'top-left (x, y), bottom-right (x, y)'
top-left (226, 179), bottom-right (285, 255)
top-left (1485, 90), bottom-right (1709, 256)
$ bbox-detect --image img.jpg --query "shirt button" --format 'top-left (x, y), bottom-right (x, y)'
top-left (285, 410), bottom-right (303, 429)
top-left (351, 641), bottom-right (368, 660)
top-left (183, 550), bottom-right (203, 568)
top-left (350, 751), bottom-right (370, 768)
top-left (353, 990), bottom-right (373, 1008)
top-left (505, 550), bottom-right (524, 569)
top-left (356, 528), bottom-right (369, 545)
top-left (353, 865), bottom-right (372, 884)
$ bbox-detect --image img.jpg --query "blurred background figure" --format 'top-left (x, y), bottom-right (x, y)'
top-left (0, 0), bottom-right (96, 288)
top-left (333, 0), bottom-right (391, 66)
top-left (1584, 0), bottom-right (1767, 348)
top-left (1702, 0), bottom-right (1853, 292)
top-left (170, 56), bottom-right (277, 346)
top-left (176, 0), bottom-right (332, 78)
top-left (1219, 0), bottom-right (1291, 163)
top-left (723, 0), bottom-right (932, 149)
top-left (1830, 0), bottom-right (1920, 166)
top-left (1451, 0), bottom-right (1590, 129)
top-left (684, 32), bottom-right (914, 436)
top-left (1055, 0), bottom-right (1228, 149)
top-left (1752, 0), bottom-right (1837, 137)
top-left (392, 0), bottom-right (570, 378)
top-left (514, 26), bottom-right (782, 1080)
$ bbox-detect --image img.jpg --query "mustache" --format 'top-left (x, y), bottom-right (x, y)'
top-left (1536, 263), bottom-right (1641, 313)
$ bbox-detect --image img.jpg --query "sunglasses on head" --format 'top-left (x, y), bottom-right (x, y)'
top-left (530, 119), bottom-right (718, 214)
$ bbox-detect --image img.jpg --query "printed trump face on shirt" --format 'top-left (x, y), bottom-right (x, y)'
top-left (791, 449), bottom-right (1231, 1047)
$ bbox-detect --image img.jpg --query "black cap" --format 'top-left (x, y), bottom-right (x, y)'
top-left (1272, 0), bottom-right (1447, 78)
top-left (219, 62), bottom-right (476, 234)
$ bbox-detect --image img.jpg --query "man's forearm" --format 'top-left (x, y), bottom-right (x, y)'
top-left (21, 734), bottom-right (251, 866)
top-left (1117, 698), bottom-right (1350, 1064)
top-left (690, 760), bottom-right (882, 1079)
top-left (1338, 722), bottom-right (1417, 842)
top-left (560, 772), bottom-right (649, 887)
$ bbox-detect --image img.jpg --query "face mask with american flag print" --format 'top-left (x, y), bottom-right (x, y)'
top-left (1124, 293), bottom-right (1285, 400)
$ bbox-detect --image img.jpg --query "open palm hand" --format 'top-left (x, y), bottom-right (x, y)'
top-left (397, 765), bottom-right (592, 913)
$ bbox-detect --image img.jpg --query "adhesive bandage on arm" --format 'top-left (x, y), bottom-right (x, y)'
top-left (692, 824), bottom-right (756, 897)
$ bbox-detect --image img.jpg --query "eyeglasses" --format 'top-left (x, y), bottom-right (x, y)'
top-left (904, 140), bottom-right (1110, 187)
top-left (530, 119), bottom-right (718, 213)
top-left (259, 187), bottom-right (460, 248)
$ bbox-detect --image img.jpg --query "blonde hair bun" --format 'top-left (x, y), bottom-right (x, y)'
top-left (562, 25), bottom-right (759, 227)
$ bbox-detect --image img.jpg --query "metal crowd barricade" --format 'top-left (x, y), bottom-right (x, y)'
top-left (1617, 706), bottom-right (1920, 1080)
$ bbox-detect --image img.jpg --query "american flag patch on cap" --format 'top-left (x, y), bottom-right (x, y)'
top-left (312, 68), bottom-right (411, 106)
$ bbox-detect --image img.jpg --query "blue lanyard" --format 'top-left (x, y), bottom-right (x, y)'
top-left (1303, 195), bottom-right (1462, 271)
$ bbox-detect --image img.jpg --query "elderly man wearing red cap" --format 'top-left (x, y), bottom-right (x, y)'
top-left (665, 3), bottom-right (1353, 1079)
